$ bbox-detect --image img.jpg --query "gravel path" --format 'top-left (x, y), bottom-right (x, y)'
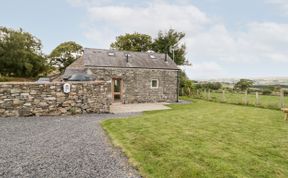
top-left (0, 113), bottom-right (141, 178)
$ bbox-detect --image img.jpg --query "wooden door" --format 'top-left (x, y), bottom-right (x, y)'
top-left (112, 78), bottom-right (123, 102)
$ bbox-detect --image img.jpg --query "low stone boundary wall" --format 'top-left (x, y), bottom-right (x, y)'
top-left (0, 81), bottom-right (111, 117)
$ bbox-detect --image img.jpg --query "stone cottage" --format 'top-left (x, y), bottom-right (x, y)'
top-left (63, 48), bottom-right (180, 104)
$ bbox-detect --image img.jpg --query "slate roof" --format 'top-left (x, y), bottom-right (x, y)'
top-left (83, 48), bottom-right (179, 70)
top-left (63, 48), bottom-right (179, 79)
top-left (62, 57), bottom-right (85, 79)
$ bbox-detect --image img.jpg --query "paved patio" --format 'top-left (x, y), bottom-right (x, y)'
top-left (110, 103), bottom-right (171, 113)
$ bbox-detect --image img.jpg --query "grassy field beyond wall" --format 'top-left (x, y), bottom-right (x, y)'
top-left (194, 90), bottom-right (287, 110)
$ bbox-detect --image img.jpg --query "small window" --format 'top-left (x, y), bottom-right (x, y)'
top-left (151, 79), bottom-right (158, 88)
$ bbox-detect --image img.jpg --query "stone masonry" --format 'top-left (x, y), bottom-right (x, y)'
top-left (88, 67), bottom-right (178, 103)
top-left (0, 81), bottom-right (111, 117)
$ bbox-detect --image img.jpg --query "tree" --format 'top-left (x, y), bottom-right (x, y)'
top-left (0, 27), bottom-right (48, 77)
top-left (152, 29), bottom-right (186, 65)
top-left (110, 33), bottom-right (153, 52)
top-left (49, 41), bottom-right (83, 73)
top-left (110, 29), bottom-right (187, 65)
top-left (197, 82), bottom-right (222, 90)
top-left (110, 30), bottom-right (190, 93)
top-left (179, 71), bottom-right (189, 89)
top-left (179, 71), bottom-right (195, 96)
top-left (234, 79), bottom-right (254, 91)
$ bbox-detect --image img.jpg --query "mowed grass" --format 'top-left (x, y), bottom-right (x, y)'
top-left (200, 92), bottom-right (288, 109)
top-left (102, 100), bottom-right (288, 178)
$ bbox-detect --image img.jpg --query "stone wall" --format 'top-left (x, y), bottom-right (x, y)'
top-left (87, 67), bottom-right (179, 103)
top-left (0, 81), bottom-right (111, 117)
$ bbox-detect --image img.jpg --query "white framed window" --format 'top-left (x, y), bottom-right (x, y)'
top-left (151, 79), bottom-right (159, 88)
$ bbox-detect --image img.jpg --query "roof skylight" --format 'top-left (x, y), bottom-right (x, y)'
top-left (108, 52), bottom-right (115, 56)
top-left (149, 54), bottom-right (156, 59)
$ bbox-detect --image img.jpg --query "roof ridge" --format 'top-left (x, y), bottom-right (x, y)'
top-left (83, 48), bottom-right (165, 55)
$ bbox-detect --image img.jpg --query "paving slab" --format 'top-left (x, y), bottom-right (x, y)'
top-left (110, 103), bottom-right (171, 114)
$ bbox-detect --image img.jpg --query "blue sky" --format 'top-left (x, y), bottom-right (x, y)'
top-left (1, 0), bottom-right (288, 79)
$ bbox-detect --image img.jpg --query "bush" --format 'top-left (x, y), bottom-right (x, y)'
top-left (0, 76), bottom-right (35, 82)
top-left (248, 88), bottom-right (261, 93)
top-left (0, 77), bottom-right (9, 82)
top-left (262, 89), bottom-right (272, 95)
top-left (180, 80), bottom-right (195, 96)
top-left (195, 82), bottom-right (222, 90)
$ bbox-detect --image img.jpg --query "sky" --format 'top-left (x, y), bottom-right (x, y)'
top-left (1, 0), bottom-right (288, 80)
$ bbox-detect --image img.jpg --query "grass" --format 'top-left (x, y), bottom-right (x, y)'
top-left (102, 100), bottom-right (288, 178)
top-left (197, 92), bottom-right (287, 109)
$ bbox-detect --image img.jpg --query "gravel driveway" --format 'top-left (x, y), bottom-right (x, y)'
top-left (0, 114), bottom-right (141, 178)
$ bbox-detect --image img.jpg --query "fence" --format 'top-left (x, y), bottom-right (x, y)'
top-left (192, 89), bottom-right (287, 110)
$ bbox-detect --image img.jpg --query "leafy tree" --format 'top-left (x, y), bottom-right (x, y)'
top-left (110, 29), bottom-right (187, 65)
top-left (234, 79), bottom-right (254, 91)
top-left (210, 82), bottom-right (222, 90)
top-left (0, 27), bottom-right (48, 77)
top-left (179, 71), bottom-right (189, 89)
top-left (195, 82), bottom-right (222, 91)
top-left (110, 33), bottom-right (153, 52)
top-left (262, 89), bottom-right (272, 95)
top-left (273, 85), bottom-right (281, 92)
top-left (179, 71), bottom-right (195, 96)
top-left (182, 80), bottom-right (195, 96)
top-left (110, 30), bottom-right (190, 94)
top-left (49, 41), bottom-right (83, 73)
top-left (152, 29), bottom-right (186, 65)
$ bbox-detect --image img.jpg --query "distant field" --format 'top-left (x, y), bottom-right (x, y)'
top-left (197, 91), bottom-right (287, 109)
top-left (102, 100), bottom-right (288, 178)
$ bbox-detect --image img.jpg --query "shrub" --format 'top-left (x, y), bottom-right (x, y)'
top-left (0, 76), bottom-right (35, 82)
top-left (262, 89), bottom-right (272, 95)
top-left (0, 77), bottom-right (9, 82)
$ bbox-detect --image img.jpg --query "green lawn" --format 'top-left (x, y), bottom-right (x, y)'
top-left (102, 100), bottom-right (288, 178)
top-left (198, 92), bottom-right (287, 109)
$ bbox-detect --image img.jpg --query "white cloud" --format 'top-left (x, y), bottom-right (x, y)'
top-left (188, 22), bottom-right (288, 64)
top-left (180, 62), bottom-right (226, 80)
top-left (266, 0), bottom-right (288, 14)
top-left (85, 1), bottom-right (210, 35)
top-left (67, 0), bottom-right (288, 79)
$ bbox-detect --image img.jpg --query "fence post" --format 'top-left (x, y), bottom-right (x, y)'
top-left (188, 88), bottom-right (191, 96)
top-left (280, 89), bottom-right (285, 108)
top-left (181, 88), bottom-right (184, 96)
top-left (244, 90), bottom-right (248, 105)
top-left (222, 89), bottom-right (226, 102)
top-left (256, 92), bottom-right (259, 106)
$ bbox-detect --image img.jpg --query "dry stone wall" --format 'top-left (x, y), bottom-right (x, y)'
top-left (0, 81), bottom-right (111, 117)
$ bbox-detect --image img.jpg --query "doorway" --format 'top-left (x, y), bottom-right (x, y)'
top-left (112, 78), bottom-right (123, 102)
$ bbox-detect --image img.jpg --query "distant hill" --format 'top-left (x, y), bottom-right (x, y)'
top-left (200, 77), bottom-right (288, 86)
